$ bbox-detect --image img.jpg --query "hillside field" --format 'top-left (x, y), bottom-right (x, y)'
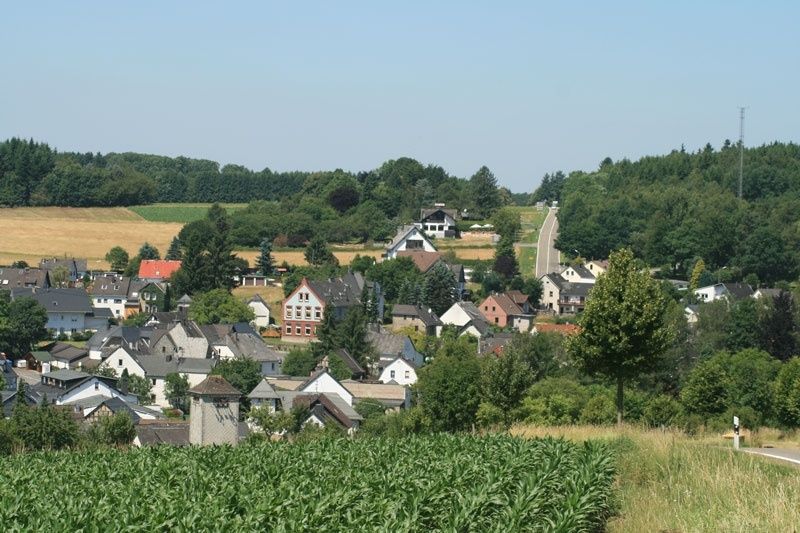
top-left (0, 206), bottom-right (496, 269)
top-left (0, 434), bottom-right (615, 531)
top-left (129, 203), bottom-right (248, 223)
top-left (512, 425), bottom-right (800, 532)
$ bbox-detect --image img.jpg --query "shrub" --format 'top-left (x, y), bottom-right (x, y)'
top-left (580, 394), bottom-right (616, 425)
top-left (773, 358), bottom-right (800, 428)
top-left (642, 395), bottom-right (681, 428)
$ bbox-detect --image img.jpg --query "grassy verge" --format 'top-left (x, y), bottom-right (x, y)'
top-left (511, 425), bottom-right (800, 531)
top-left (510, 206), bottom-right (548, 277)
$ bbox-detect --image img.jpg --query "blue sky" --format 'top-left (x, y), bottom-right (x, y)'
top-left (1, 2), bottom-right (797, 192)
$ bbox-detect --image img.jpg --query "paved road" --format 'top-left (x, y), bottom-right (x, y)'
top-left (743, 447), bottom-right (800, 466)
top-left (535, 208), bottom-right (560, 278)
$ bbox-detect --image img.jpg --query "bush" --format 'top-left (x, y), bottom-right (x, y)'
top-left (579, 394), bottom-right (616, 425)
top-left (476, 402), bottom-right (506, 429)
top-left (773, 358), bottom-right (800, 428)
top-left (642, 395), bottom-right (681, 428)
top-left (519, 378), bottom-right (589, 425)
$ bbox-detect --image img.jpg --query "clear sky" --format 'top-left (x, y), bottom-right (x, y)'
top-left (1, 2), bottom-right (797, 192)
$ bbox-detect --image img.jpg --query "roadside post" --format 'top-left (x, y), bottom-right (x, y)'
top-left (733, 415), bottom-right (740, 450)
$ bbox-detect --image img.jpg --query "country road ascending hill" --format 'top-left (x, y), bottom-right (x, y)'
top-left (536, 207), bottom-right (560, 278)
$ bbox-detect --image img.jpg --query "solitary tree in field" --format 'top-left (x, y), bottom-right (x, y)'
top-left (105, 246), bottom-right (129, 273)
top-left (569, 248), bottom-right (673, 425)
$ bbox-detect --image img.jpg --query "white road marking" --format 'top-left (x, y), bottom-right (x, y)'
top-left (743, 450), bottom-right (800, 466)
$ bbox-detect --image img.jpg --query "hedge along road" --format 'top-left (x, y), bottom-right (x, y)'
top-left (536, 207), bottom-right (560, 278)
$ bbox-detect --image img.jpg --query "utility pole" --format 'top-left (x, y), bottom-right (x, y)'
top-left (738, 107), bottom-right (745, 199)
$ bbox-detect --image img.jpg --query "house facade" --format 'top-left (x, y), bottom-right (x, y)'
top-left (540, 273), bottom-right (594, 315)
top-left (418, 207), bottom-right (458, 239)
top-left (140, 282), bottom-right (168, 314)
top-left (378, 357), bottom-right (417, 386)
top-left (248, 294), bottom-right (271, 329)
top-left (385, 225), bottom-right (437, 259)
top-left (390, 305), bottom-right (441, 336)
top-left (478, 293), bottom-right (532, 331)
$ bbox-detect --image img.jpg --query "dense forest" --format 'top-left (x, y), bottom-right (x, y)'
top-left (543, 142), bottom-right (800, 285)
top-left (0, 137), bottom-right (516, 246)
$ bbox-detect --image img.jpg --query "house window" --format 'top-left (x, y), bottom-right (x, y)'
top-left (118, 359), bottom-right (123, 366)
top-left (151, 378), bottom-right (156, 386)
top-left (286, 308), bottom-right (293, 319)
top-left (285, 325), bottom-right (292, 335)
top-left (492, 306), bottom-right (496, 312)
top-left (390, 370), bottom-right (396, 379)
top-left (295, 326), bottom-right (301, 335)
top-left (484, 306), bottom-right (487, 311)
top-left (305, 307), bottom-right (312, 319)
top-left (494, 317), bottom-right (499, 324)
top-left (405, 370), bottom-right (410, 379)
top-left (94, 382), bottom-right (99, 391)
top-left (295, 306), bottom-right (302, 317)
top-left (315, 307), bottom-right (321, 319)
top-left (549, 291), bottom-right (553, 297)
top-left (305, 326), bottom-right (311, 336)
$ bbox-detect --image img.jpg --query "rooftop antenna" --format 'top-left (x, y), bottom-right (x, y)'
top-left (738, 107), bottom-right (746, 199)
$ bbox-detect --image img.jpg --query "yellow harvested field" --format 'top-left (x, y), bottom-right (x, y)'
top-left (0, 207), bottom-right (182, 269)
top-left (0, 206), bottom-right (496, 268)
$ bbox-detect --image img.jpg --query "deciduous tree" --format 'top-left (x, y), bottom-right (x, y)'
top-left (569, 248), bottom-right (673, 424)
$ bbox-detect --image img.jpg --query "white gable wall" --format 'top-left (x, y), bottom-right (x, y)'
top-left (299, 372), bottom-right (354, 406)
top-left (379, 358), bottom-right (417, 386)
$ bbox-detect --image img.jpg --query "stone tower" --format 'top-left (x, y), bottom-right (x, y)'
top-left (188, 375), bottom-right (241, 446)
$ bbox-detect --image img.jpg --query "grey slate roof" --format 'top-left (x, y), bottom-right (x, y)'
top-left (136, 423), bottom-right (190, 446)
top-left (307, 273), bottom-right (365, 309)
top-left (10, 287), bottom-right (92, 314)
top-left (570, 264), bottom-right (595, 279)
top-left (0, 267), bottom-right (49, 289)
top-left (136, 354), bottom-right (216, 378)
top-left (386, 225), bottom-right (434, 252)
top-left (723, 283), bottom-right (755, 299)
top-left (248, 379), bottom-right (281, 400)
top-left (544, 274), bottom-right (594, 298)
top-left (89, 275), bottom-right (131, 297)
top-left (366, 329), bottom-right (407, 357)
top-left (42, 369), bottom-right (91, 381)
top-left (391, 304), bottom-right (441, 327)
top-left (420, 207), bottom-right (458, 221)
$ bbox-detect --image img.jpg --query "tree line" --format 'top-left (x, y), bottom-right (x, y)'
top-left (0, 139), bottom-right (514, 223)
top-left (540, 141), bottom-right (800, 285)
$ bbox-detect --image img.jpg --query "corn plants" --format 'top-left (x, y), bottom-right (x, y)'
top-left (0, 434), bottom-right (616, 532)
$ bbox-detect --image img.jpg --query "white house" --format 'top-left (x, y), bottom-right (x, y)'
top-left (378, 357), bottom-right (417, 386)
top-left (101, 346), bottom-right (215, 407)
top-left (560, 264), bottom-right (596, 284)
top-left (384, 225), bottom-right (437, 259)
top-left (248, 295), bottom-right (271, 329)
top-left (30, 369), bottom-right (136, 406)
top-left (418, 207), bottom-right (458, 239)
top-left (437, 301), bottom-right (490, 338)
top-left (694, 283), bottom-right (754, 303)
top-left (586, 260), bottom-right (608, 276)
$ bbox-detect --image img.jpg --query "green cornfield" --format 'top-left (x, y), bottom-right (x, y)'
top-left (0, 435), bottom-right (616, 532)
top-left (129, 203), bottom-right (248, 223)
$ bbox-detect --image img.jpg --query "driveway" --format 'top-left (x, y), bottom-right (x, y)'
top-left (742, 447), bottom-right (800, 467)
top-left (535, 207), bottom-right (560, 278)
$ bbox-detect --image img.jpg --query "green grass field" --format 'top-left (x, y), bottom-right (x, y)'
top-left (511, 206), bottom-right (548, 278)
top-left (129, 203), bottom-right (249, 223)
top-left (513, 425), bottom-right (800, 532)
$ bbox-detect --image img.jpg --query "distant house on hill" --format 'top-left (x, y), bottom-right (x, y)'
top-left (138, 260), bottom-right (182, 282)
top-left (418, 206), bottom-right (459, 239)
top-left (694, 283), bottom-right (754, 303)
top-left (384, 225), bottom-right (436, 259)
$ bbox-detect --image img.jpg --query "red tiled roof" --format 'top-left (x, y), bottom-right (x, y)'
top-left (534, 323), bottom-right (581, 336)
top-left (138, 260), bottom-right (182, 280)
top-left (396, 251), bottom-right (443, 273)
